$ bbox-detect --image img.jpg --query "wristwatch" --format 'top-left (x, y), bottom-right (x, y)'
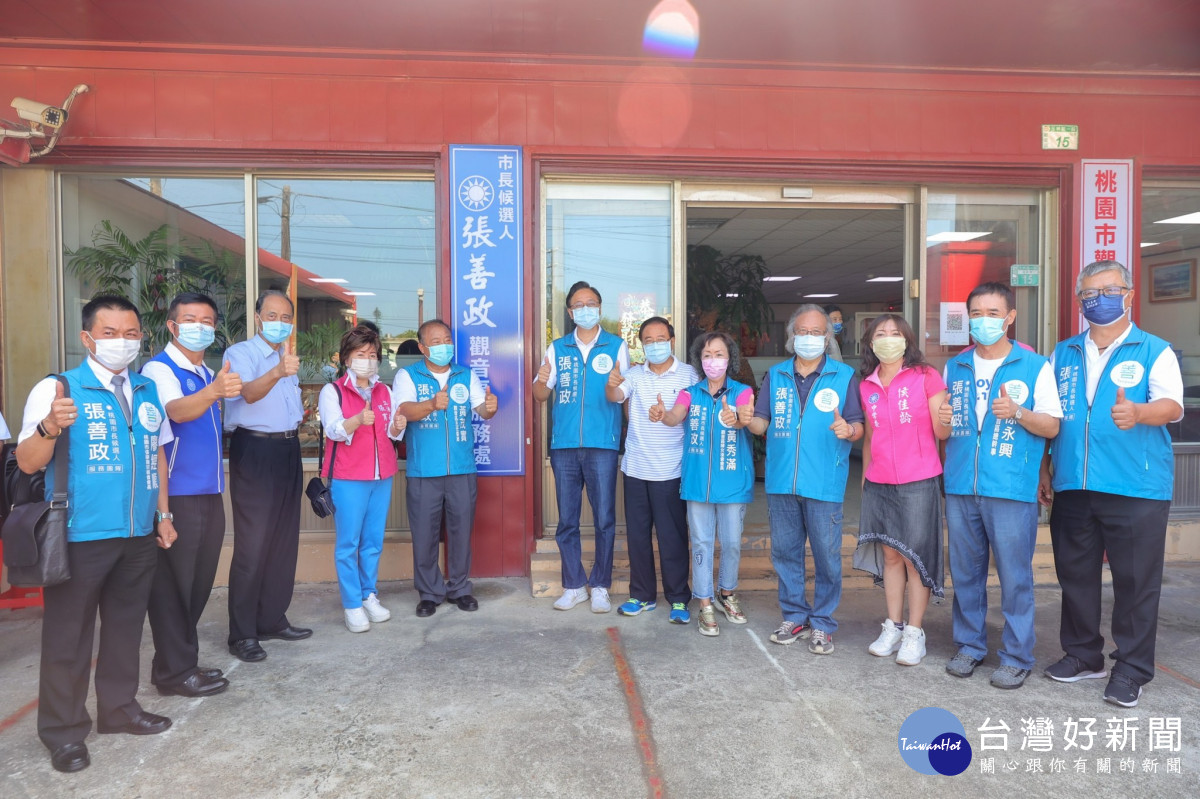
top-left (155, 510), bottom-right (175, 523)
top-left (1014, 407), bottom-right (1024, 422)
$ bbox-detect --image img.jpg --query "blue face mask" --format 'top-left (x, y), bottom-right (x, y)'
top-left (643, 341), bottom-right (672, 365)
top-left (571, 306), bottom-right (600, 330)
top-left (969, 316), bottom-right (1007, 346)
top-left (832, 322), bottom-right (844, 335)
top-left (1081, 293), bottom-right (1127, 327)
top-left (175, 322), bottom-right (216, 352)
top-left (260, 320), bottom-right (293, 344)
top-left (793, 334), bottom-right (826, 361)
top-left (427, 343), bottom-right (454, 367)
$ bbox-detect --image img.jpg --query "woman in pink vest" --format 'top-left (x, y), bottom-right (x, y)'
top-left (855, 315), bottom-right (950, 666)
top-left (319, 326), bottom-right (407, 633)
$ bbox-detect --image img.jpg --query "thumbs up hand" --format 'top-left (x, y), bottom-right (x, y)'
top-left (648, 393), bottom-right (667, 423)
top-left (277, 341), bottom-right (300, 378)
top-left (1111, 386), bottom-right (1138, 430)
top-left (211, 360), bottom-right (243, 400)
top-left (47, 379), bottom-right (78, 432)
top-left (937, 398), bottom-right (953, 428)
top-left (737, 401), bottom-right (754, 427)
top-left (607, 362), bottom-right (625, 390)
top-left (719, 395), bottom-right (738, 427)
top-left (991, 381), bottom-right (1018, 420)
top-left (483, 384), bottom-right (498, 414)
top-left (432, 387), bottom-right (450, 411)
top-left (829, 406), bottom-right (853, 439)
top-left (536, 356), bottom-right (552, 385)
top-left (390, 404), bottom-right (408, 435)
top-left (359, 408), bottom-right (376, 426)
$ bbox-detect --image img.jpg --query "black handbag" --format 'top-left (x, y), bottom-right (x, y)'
top-left (2, 376), bottom-right (72, 588)
top-left (305, 384), bottom-right (340, 519)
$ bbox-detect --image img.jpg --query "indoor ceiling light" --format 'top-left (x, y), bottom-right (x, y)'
top-left (1140, 242), bottom-right (1160, 247)
top-left (311, 277), bottom-right (348, 283)
top-left (866, 276), bottom-right (903, 282)
top-left (804, 293), bottom-right (838, 298)
top-left (926, 231), bottom-right (990, 243)
top-left (344, 291), bottom-right (376, 296)
top-left (724, 292), bottom-right (740, 297)
top-left (764, 276), bottom-right (801, 281)
top-left (1155, 212), bottom-right (1200, 224)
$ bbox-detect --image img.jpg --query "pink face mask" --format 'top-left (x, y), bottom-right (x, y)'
top-left (702, 357), bottom-right (728, 379)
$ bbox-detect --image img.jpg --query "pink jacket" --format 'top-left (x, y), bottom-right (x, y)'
top-left (859, 364), bottom-right (946, 485)
top-left (322, 378), bottom-right (399, 481)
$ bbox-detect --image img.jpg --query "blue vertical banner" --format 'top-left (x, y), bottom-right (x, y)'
top-left (449, 145), bottom-right (524, 476)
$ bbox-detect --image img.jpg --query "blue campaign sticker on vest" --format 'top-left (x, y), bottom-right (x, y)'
top-left (1110, 360), bottom-right (1145, 388)
top-left (137, 402), bottom-right (162, 431)
top-left (812, 388), bottom-right (840, 413)
top-left (1001, 379), bottom-right (1029, 405)
top-left (868, 392), bottom-right (881, 405)
top-left (591, 353), bottom-right (614, 375)
top-left (186, 377), bottom-right (198, 392)
top-left (449, 383), bottom-right (471, 404)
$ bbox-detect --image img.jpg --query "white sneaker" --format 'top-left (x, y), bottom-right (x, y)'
top-left (590, 586), bottom-right (612, 613)
top-left (896, 625), bottom-right (927, 666)
top-left (344, 607), bottom-right (370, 633)
top-left (553, 586), bottom-right (589, 611)
top-left (868, 619), bottom-right (903, 657)
top-left (363, 593), bottom-right (391, 623)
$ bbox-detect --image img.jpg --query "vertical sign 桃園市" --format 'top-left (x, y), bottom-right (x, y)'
top-left (1078, 159), bottom-right (1133, 332)
top-left (450, 145), bottom-right (524, 475)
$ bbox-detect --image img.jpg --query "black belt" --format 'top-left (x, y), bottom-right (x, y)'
top-left (236, 428), bottom-right (299, 440)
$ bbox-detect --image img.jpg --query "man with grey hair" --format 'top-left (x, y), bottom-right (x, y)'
top-left (1039, 260), bottom-right (1183, 707)
top-left (747, 304), bottom-right (864, 654)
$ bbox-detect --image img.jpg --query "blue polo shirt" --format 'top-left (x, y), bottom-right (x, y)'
top-left (223, 334), bottom-right (304, 433)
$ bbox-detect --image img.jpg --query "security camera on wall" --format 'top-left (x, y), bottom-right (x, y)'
top-left (11, 97), bottom-right (69, 129)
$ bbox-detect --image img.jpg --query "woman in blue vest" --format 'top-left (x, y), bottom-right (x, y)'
top-left (319, 325), bottom-right (407, 633)
top-left (654, 331), bottom-right (754, 636)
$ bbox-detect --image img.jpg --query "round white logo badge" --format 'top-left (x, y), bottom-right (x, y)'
top-left (592, 353), bottom-right (614, 375)
top-left (457, 175), bottom-right (494, 211)
top-left (812, 388), bottom-right (840, 413)
top-left (449, 383), bottom-right (471, 404)
top-left (1001, 380), bottom-right (1029, 405)
top-left (137, 402), bottom-right (162, 431)
top-left (1110, 360), bottom-right (1145, 388)
top-left (186, 378), bottom-right (197, 392)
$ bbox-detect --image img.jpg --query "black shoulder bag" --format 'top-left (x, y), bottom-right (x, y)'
top-left (2, 375), bottom-right (72, 587)
top-left (305, 383), bottom-right (340, 519)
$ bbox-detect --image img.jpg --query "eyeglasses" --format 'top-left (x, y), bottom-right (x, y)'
top-left (1076, 286), bottom-right (1129, 301)
top-left (794, 328), bottom-right (827, 337)
top-left (569, 302), bottom-right (600, 310)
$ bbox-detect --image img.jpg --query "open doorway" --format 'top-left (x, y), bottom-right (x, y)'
top-left (684, 204), bottom-right (907, 531)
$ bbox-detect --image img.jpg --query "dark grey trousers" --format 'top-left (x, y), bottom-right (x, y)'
top-left (405, 473), bottom-right (477, 602)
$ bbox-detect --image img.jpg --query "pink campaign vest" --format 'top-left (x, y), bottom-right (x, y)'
top-left (321, 377), bottom-right (399, 482)
top-left (859, 365), bottom-right (944, 485)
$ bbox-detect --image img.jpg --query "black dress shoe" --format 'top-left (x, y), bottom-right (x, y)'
top-left (451, 595), bottom-right (479, 611)
top-left (416, 599), bottom-right (439, 617)
top-left (97, 711), bottom-right (172, 736)
top-left (258, 625), bottom-right (313, 641)
top-left (50, 742), bottom-right (89, 773)
top-left (197, 667), bottom-right (224, 680)
top-left (229, 638), bottom-right (267, 662)
top-left (157, 672), bottom-right (230, 698)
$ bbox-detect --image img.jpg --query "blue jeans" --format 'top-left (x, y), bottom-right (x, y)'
top-left (687, 502), bottom-right (745, 601)
top-left (947, 494), bottom-right (1038, 669)
top-left (551, 448), bottom-right (618, 590)
top-left (767, 494), bottom-right (844, 634)
top-left (330, 477), bottom-right (392, 609)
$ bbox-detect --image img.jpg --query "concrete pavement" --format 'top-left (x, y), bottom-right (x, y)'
top-left (2, 565), bottom-right (1199, 798)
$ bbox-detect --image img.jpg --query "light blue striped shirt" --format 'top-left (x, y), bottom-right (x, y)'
top-left (222, 335), bottom-right (304, 432)
top-left (618, 357), bottom-right (699, 481)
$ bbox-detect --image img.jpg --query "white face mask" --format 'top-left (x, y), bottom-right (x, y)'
top-left (87, 333), bottom-right (141, 371)
top-left (349, 358), bottom-right (379, 379)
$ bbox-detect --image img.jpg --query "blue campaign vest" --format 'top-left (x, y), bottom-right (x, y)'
top-left (144, 352), bottom-right (224, 496)
top-left (404, 361), bottom-right (476, 478)
top-left (45, 361), bottom-right (164, 542)
top-left (679, 379), bottom-right (754, 504)
top-left (763, 358), bottom-right (855, 503)
top-left (549, 330), bottom-right (623, 451)
top-left (944, 344), bottom-right (1048, 502)
top-left (1050, 324), bottom-right (1174, 500)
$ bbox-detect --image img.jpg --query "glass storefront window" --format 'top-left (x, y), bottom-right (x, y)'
top-left (254, 177), bottom-right (436, 453)
top-left (1141, 182), bottom-right (1200, 443)
top-left (923, 188), bottom-right (1044, 372)
top-left (544, 182), bottom-right (674, 363)
top-left (60, 175), bottom-right (246, 369)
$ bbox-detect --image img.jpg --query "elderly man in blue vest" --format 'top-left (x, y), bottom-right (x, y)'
top-left (394, 319), bottom-right (498, 617)
top-left (533, 281), bottom-right (630, 613)
top-left (1039, 260), bottom-right (1184, 708)
top-left (940, 282), bottom-right (1062, 690)
top-left (15, 295), bottom-right (177, 773)
top-left (141, 292), bottom-right (243, 698)
top-left (746, 304), bottom-right (864, 655)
